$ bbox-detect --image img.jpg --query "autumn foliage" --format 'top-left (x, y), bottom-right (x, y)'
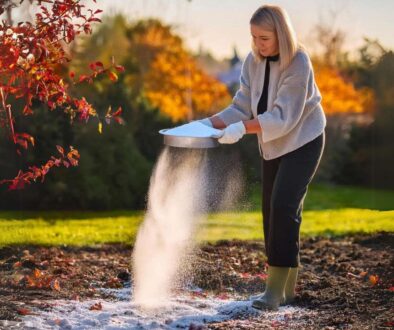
top-left (110, 19), bottom-right (231, 122)
top-left (138, 22), bottom-right (230, 121)
top-left (0, 0), bottom-right (124, 189)
top-left (314, 62), bottom-right (375, 115)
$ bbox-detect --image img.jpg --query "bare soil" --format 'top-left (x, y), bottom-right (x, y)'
top-left (0, 232), bottom-right (393, 329)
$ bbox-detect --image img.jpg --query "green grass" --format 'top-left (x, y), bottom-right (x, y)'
top-left (0, 212), bottom-right (143, 247)
top-left (197, 208), bottom-right (394, 242)
top-left (0, 184), bottom-right (393, 247)
top-left (247, 183), bottom-right (394, 211)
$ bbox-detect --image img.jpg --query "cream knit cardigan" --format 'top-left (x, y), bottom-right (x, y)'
top-left (216, 49), bottom-right (326, 160)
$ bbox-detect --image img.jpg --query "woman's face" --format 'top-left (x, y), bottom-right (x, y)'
top-left (250, 24), bottom-right (279, 57)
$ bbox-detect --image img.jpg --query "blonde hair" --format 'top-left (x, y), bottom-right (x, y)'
top-left (250, 5), bottom-right (299, 71)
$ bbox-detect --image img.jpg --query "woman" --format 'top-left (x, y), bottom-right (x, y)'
top-left (200, 5), bottom-right (326, 310)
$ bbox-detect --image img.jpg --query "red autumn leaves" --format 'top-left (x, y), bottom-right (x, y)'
top-left (11, 251), bottom-right (61, 292)
top-left (0, 0), bottom-right (124, 190)
top-left (18, 267), bottom-right (61, 292)
top-left (71, 58), bottom-right (124, 85)
top-left (0, 145), bottom-right (80, 189)
top-left (346, 270), bottom-right (381, 286)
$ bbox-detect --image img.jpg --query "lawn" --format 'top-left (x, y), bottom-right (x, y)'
top-left (0, 183), bottom-right (393, 246)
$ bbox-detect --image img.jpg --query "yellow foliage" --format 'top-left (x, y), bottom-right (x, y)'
top-left (130, 20), bottom-right (231, 122)
top-left (314, 62), bottom-right (375, 115)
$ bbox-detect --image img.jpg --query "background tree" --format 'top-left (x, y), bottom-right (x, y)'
top-left (338, 44), bottom-right (394, 189)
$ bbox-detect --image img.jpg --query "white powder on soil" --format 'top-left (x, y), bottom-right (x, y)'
top-left (22, 287), bottom-right (314, 329)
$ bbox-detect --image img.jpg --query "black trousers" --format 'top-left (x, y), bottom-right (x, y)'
top-left (261, 132), bottom-right (325, 267)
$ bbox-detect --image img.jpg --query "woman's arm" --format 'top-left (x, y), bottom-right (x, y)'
top-left (213, 53), bottom-right (254, 126)
top-left (206, 116), bottom-right (261, 133)
top-left (243, 118), bottom-right (262, 134)
top-left (209, 116), bottom-right (227, 129)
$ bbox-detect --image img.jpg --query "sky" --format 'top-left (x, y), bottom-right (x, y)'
top-left (96, 0), bottom-right (394, 60)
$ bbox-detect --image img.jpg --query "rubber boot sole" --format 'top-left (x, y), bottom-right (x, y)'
top-left (251, 299), bottom-right (279, 311)
top-left (249, 293), bottom-right (295, 306)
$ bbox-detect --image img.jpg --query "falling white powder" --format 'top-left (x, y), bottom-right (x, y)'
top-left (132, 147), bottom-right (210, 308)
top-left (132, 146), bottom-right (245, 309)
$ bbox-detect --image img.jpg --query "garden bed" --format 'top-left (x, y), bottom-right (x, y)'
top-left (0, 232), bottom-right (393, 329)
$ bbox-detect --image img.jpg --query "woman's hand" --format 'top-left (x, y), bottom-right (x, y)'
top-left (199, 116), bottom-right (262, 144)
top-left (218, 121), bottom-right (246, 144)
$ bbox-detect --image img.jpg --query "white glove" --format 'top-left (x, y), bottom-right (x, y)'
top-left (198, 118), bottom-right (213, 127)
top-left (218, 121), bottom-right (246, 144)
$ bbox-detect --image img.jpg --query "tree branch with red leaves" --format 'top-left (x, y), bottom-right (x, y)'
top-left (0, 0), bottom-right (125, 190)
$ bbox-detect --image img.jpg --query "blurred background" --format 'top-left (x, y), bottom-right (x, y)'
top-left (1, 0), bottom-right (393, 211)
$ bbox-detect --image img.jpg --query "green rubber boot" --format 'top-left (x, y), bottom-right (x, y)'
top-left (251, 266), bottom-right (290, 311)
top-left (250, 267), bottom-right (299, 305)
top-left (283, 267), bottom-right (298, 304)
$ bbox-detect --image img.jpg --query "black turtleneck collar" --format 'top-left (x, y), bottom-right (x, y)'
top-left (266, 53), bottom-right (280, 62)
top-left (257, 53), bottom-right (279, 115)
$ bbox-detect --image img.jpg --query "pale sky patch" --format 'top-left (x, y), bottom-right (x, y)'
top-left (96, 0), bottom-right (394, 59)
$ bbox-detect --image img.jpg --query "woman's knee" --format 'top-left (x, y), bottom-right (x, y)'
top-left (270, 196), bottom-right (300, 216)
top-left (269, 197), bottom-right (302, 235)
